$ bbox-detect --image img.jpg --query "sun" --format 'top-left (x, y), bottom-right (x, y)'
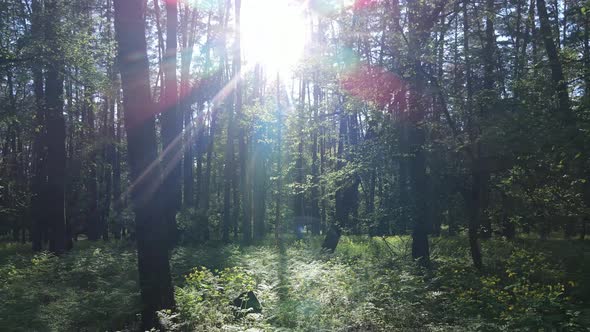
top-left (241, 0), bottom-right (307, 74)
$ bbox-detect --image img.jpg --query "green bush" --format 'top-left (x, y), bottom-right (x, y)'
top-left (0, 242), bottom-right (140, 331)
top-left (164, 266), bottom-right (256, 331)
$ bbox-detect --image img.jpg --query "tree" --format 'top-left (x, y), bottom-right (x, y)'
top-left (30, 0), bottom-right (47, 252)
top-left (406, 0), bottom-right (448, 264)
top-left (44, 0), bottom-right (67, 254)
top-left (113, 0), bottom-right (175, 328)
top-left (160, 0), bottom-right (182, 247)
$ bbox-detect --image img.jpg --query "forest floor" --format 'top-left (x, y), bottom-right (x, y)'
top-left (1, 235), bottom-right (589, 331)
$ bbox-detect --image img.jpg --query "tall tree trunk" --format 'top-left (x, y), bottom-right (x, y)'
top-left (252, 65), bottom-right (267, 240)
top-left (232, 168), bottom-right (240, 240)
top-left (252, 134), bottom-right (267, 240)
top-left (85, 88), bottom-right (100, 241)
top-left (334, 109), bottom-right (348, 229)
top-left (398, 120), bottom-right (409, 235)
top-left (310, 78), bottom-right (321, 235)
top-left (161, 0), bottom-right (182, 247)
top-left (222, 100), bottom-right (234, 243)
top-left (275, 73), bottom-right (283, 241)
top-left (347, 113), bottom-right (360, 234)
top-left (235, 0), bottom-right (251, 244)
top-left (221, 0), bottom-right (234, 243)
top-left (113, 0), bottom-right (175, 328)
top-left (103, 0), bottom-right (117, 240)
top-left (197, 12), bottom-right (214, 242)
top-left (45, 0), bottom-right (67, 254)
top-left (478, 0), bottom-right (497, 240)
top-left (584, 10), bottom-right (590, 99)
top-left (30, 0), bottom-right (46, 252)
top-left (323, 103), bottom-right (347, 251)
top-left (463, 0), bottom-right (483, 269)
top-left (294, 79), bottom-right (306, 238)
top-left (181, 5), bottom-right (197, 208)
top-left (201, 107), bottom-right (216, 241)
top-left (64, 72), bottom-right (78, 248)
top-left (537, 0), bottom-right (571, 118)
top-left (112, 88), bottom-right (123, 239)
top-left (101, 97), bottom-right (114, 241)
top-left (405, 0), bottom-right (442, 264)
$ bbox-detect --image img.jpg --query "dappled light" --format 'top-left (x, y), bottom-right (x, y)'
top-left (1, 0), bottom-right (589, 330)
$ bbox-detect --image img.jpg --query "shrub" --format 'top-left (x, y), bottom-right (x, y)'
top-left (166, 266), bottom-right (256, 331)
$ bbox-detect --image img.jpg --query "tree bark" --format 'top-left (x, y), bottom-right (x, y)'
top-left (181, 5), bottom-right (197, 208)
top-left (294, 79), bottom-right (306, 238)
top-left (44, 0), bottom-right (67, 255)
top-left (112, 86), bottom-right (123, 239)
top-left (84, 87), bottom-right (100, 241)
top-left (235, 0), bottom-right (251, 244)
top-left (310, 78), bottom-right (321, 235)
top-left (404, 0), bottom-right (448, 264)
top-left (222, 100), bottom-right (235, 242)
top-left (252, 65), bottom-right (267, 240)
top-left (537, 0), bottom-right (571, 118)
top-left (160, 0), bottom-right (182, 247)
top-left (30, 0), bottom-right (46, 252)
top-left (113, 0), bottom-right (175, 328)
top-left (275, 73), bottom-right (283, 241)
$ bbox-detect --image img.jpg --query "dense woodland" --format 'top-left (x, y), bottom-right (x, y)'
top-left (1, 0), bottom-right (590, 330)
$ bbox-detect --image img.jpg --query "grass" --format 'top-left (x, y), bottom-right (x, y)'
top-left (0, 236), bottom-right (589, 331)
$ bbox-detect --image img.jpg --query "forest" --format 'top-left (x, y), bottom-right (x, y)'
top-left (0, 0), bottom-right (589, 330)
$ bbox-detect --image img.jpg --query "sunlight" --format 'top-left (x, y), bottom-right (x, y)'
top-left (241, 0), bottom-right (307, 74)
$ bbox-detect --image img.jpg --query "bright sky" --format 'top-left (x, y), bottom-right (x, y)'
top-left (241, 0), bottom-right (308, 74)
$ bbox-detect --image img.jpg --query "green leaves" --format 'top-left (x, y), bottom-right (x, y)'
top-left (0, 243), bottom-right (139, 331)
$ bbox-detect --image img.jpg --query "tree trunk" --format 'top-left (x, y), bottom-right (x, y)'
top-left (45, 0), bottom-right (67, 255)
top-left (333, 111), bottom-right (348, 230)
top-left (294, 79), bottom-right (306, 238)
top-left (275, 73), bottom-right (283, 241)
top-left (64, 72), bottom-right (78, 248)
top-left (85, 87), bottom-right (100, 241)
top-left (235, 0), bottom-right (251, 244)
top-left (113, 0), bottom-right (175, 328)
top-left (584, 12), bottom-right (590, 98)
top-left (181, 5), bottom-right (197, 208)
top-left (537, 0), bottom-right (571, 118)
top-left (196, 12), bottom-right (214, 242)
top-left (406, 0), bottom-right (434, 264)
top-left (310, 79), bottom-right (321, 235)
top-left (398, 121), bottom-right (409, 235)
top-left (112, 89), bottom-right (123, 239)
top-left (222, 102), bottom-right (234, 242)
top-left (478, 0), bottom-right (497, 240)
top-left (101, 96), bottom-right (114, 241)
top-left (30, 0), bottom-right (46, 252)
top-left (252, 139), bottom-right (267, 240)
top-left (160, 0), bottom-right (182, 247)
top-left (103, 0), bottom-right (117, 240)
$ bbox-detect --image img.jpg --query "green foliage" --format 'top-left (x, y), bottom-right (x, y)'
top-left (168, 236), bottom-right (590, 331)
top-left (1, 236), bottom-right (589, 331)
top-left (0, 242), bottom-right (140, 331)
top-left (432, 239), bottom-right (589, 331)
top-left (164, 266), bottom-right (256, 331)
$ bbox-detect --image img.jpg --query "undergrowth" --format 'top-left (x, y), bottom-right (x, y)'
top-left (0, 236), bottom-right (588, 331)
